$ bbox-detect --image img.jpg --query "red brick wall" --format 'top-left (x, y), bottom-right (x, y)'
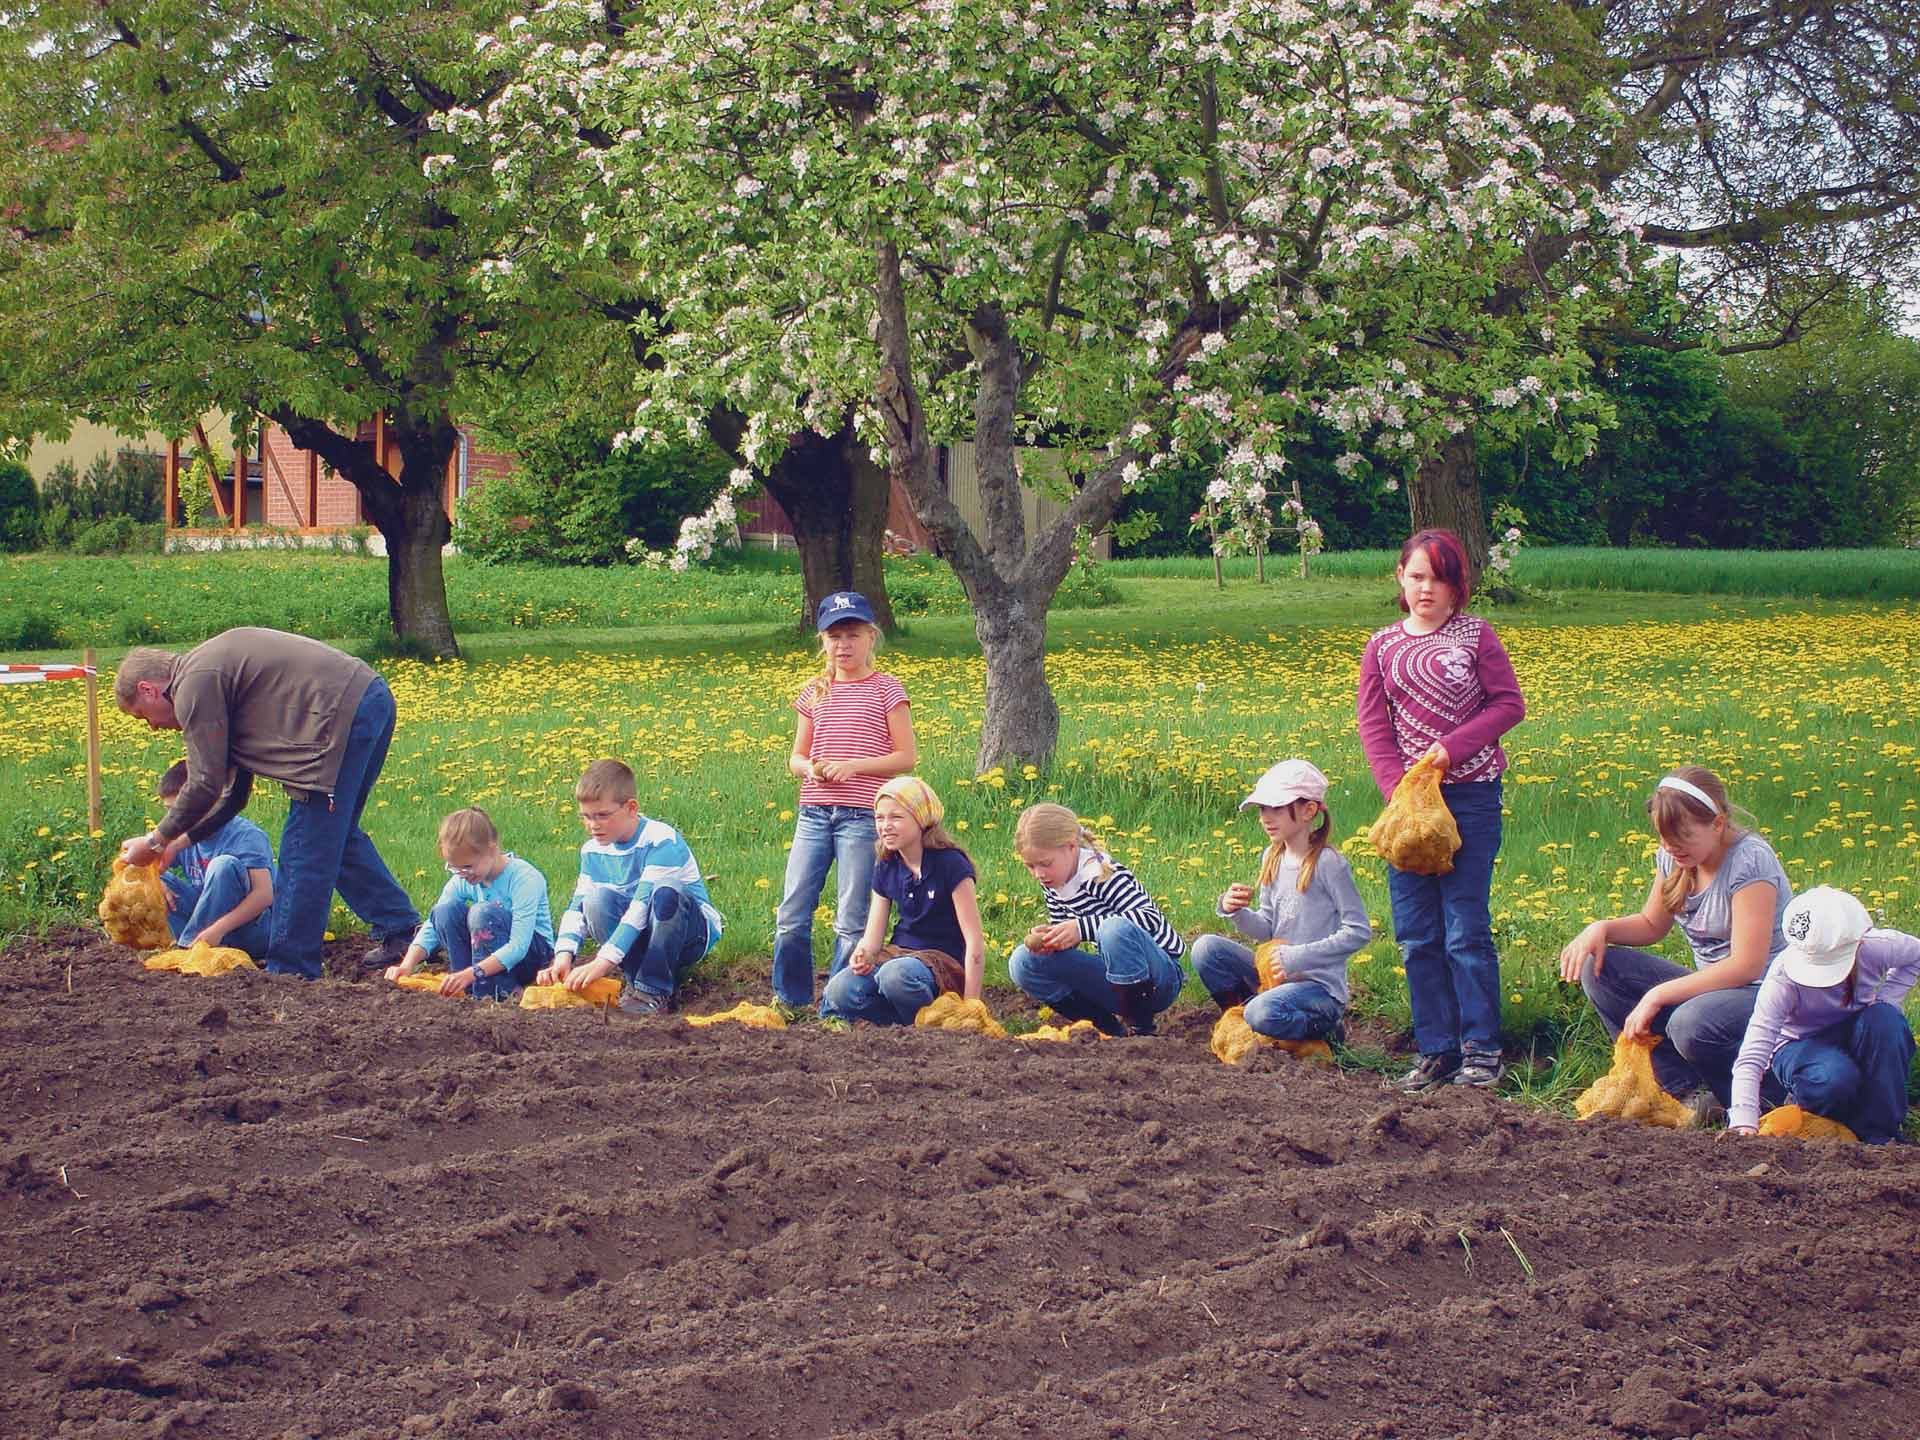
top-left (246, 422), bottom-right (515, 528)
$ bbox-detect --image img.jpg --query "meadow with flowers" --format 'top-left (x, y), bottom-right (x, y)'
top-left (3, 553), bottom-right (1914, 1102)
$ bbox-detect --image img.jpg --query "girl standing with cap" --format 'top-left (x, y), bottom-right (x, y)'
top-left (1190, 759), bottom-right (1372, 1046)
top-left (1558, 765), bottom-right (1791, 1119)
top-left (820, 777), bottom-right (983, 1026)
top-left (1728, 886), bottom-right (1920, 1143)
top-left (771, 591), bottom-right (918, 1008)
top-left (1356, 528), bottom-right (1527, 1090)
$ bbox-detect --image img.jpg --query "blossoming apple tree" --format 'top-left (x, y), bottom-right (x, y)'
top-left (484, 0), bottom-right (1634, 767)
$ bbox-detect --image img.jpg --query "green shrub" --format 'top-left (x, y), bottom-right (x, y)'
top-left (72, 515), bottom-right (162, 555)
top-left (0, 460), bottom-right (39, 553)
top-left (4, 608), bottom-right (64, 649)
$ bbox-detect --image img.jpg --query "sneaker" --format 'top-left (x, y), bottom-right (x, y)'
top-left (1452, 1053), bottom-right (1505, 1088)
top-left (614, 987), bottom-right (671, 1018)
top-left (1683, 1089), bottom-right (1725, 1129)
top-left (1397, 1053), bottom-right (1461, 1093)
top-left (358, 933), bottom-right (412, 972)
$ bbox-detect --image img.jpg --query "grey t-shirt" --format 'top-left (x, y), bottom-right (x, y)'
top-left (1220, 847), bottom-right (1373, 1007)
top-left (1654, 832), bottom-right (1791, 970)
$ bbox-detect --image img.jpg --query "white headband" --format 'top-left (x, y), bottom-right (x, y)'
top-left (1657, 775), bottom-right (1719, 814)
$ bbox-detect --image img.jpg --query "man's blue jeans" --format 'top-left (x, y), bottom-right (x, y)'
top-left (1772, 1003), bottom-right (1916, 1144)
top-left (431, 898), bottom-right (552, 1002)
top-left (266, 677), bottom-right (419, 980)
top-left (1385, 780), bottom-right (1504, 1060)
top-left (771, 804), bottom-right (876, 1006)
top-left (581, 884), bottom-right (710, 999)
top-left (820, 955), bottom-right (938, 1026)
top-left (163, 854), bottom-right (271, 956)
top-left (1008, 916), bottom-right (1185, 1019)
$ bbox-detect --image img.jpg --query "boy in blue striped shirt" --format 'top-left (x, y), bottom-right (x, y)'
top-left (385, 808), bottom-right (555, 1001)
top-left (536, 759), bottom-right (723, 1017)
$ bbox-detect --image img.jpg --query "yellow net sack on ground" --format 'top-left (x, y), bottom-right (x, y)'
top-left (393, 973), bottom-right (448, 993)
top-left (1209, 1006), bottom-right (1333, 1066)
top-left (1366, 755), bottom-right (1461, 876)
top-left (685, 1001), bottom-right (788, 1030)
top-left (99, 861), bottom-right (172, 950)
top-left (1756, 1104), bottom-right (1858, 1143)
top-left (1573, 1036), bottom-right (1690, 1127)
top-left (520, 978), bottom-right (623, 1010)
top-left (1016, 1020), bottom-right (1104, 1044)
top-left (914, 994), bottom-right (1009, 1038)
top-left (142, 942), bottom-right (256, 976)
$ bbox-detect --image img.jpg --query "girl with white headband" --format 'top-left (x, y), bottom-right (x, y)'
top-left (1558, 766), bottom-right (1792, 1122)
top-left (819, 777), bottom-right (983, 1026)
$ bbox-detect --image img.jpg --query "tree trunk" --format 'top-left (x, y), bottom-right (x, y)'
top-left (738, 418), bottom-right (897, 632)
top-left (974, 587), bottom-right (1058, 771)
top-left (1408, 429), bottom-right (1491, 579)
top-left (271, 407), bottom-right (461, 658)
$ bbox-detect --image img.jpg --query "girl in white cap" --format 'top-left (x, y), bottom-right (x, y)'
top-left (820, 777), bottom-right (983, 1026)
top-left (1558, 765), bottom-right (1791, 1121)
top-left (1728, 886), bottom-right (1919, 1143)
top-left (1190, 759), bottom-right (1372, 1047)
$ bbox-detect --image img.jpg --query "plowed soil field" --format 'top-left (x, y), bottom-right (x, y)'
top-left (4, 930), bottom-right (1918, 1440)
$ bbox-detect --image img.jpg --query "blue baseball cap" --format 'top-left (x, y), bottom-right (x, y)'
top-left (815, 591), bottom-right (877, 630)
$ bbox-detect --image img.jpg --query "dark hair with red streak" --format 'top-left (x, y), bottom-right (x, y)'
top-left (1396, 528), bottom-right (1472, 612)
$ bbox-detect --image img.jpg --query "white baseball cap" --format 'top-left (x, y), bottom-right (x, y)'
top-left (1778, 886), bottom-right (1872, 987)
top-left (1240, 759), bottom-right (1329, 810)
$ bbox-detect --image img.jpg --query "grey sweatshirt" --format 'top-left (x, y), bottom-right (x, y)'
top-left (1217, 847), bottom-right (1372, 1007)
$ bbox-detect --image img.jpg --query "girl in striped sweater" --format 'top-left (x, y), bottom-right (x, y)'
top-left (1008, 803), bottom-right (1187, 1036)
top-left (771, 591), bottom-right (918, 1008)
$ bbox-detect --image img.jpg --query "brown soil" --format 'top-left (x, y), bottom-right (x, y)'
top-left (4, 928), bottom-right (1918, 1440)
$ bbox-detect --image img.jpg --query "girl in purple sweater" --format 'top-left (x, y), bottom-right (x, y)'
top-left (1356, 529), bottom-right (1526, 1092)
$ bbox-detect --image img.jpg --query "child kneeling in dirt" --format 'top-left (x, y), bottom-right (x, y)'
top-left (1728, 886), bottom-right (1920, 1144)
top-left (1008, 803), bottom-right (1188, 1036)
top-left (820, 777), bottom-right (983, 1025)
top-left (385, 808), bottom-right (555, 1001)
top-left (536, 759), bottom-right (723, 1018)
top-left (1188, 759), bottom-right (1371, 1045)
top-left (156, 760), bottom-right (275, 958)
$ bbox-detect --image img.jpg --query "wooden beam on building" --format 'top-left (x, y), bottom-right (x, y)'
top-left (231, 419), bottom-right (245, 530)
top-left (306, 449), bottom-right (319, 528)
top-left (164, 440), bottom-right (180, 531)
top-left (194, 422), bottom-right (229, 521)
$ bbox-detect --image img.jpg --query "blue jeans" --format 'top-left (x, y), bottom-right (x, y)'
top-left (1008, 916), bottom-right (1185, 1017)
top-left (820, 955), bottom-right (939, 1026)
top-left (581, 884), bottom-right (710, 999)
top-left (431, 898), bottom-right (552, 1002)
top-left (267, 677), bottom-right (419, 980)
top-left (1579, 945), bottom-right (1762, 1105)
top-left (163, 854), bottom-right (272, 956)
top-left (1190, 932), bottom-right (1259, 1004)
top-left (1245, 981), bottom-right (1344, 1042)
top-left (1386, 780), bottom-right (1503, 1059)
top-left (771, 804), bottom-right (876, 1006)
top-left (1772, 1004), bottom-right (1916, 1145)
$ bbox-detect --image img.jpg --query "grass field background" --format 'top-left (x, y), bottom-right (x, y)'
top-left (3, 546), bottom-right (1916, 1102)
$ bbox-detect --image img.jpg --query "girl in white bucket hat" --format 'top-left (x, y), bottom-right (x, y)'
top-left (1726, 886), bottom-right (1920, 1143)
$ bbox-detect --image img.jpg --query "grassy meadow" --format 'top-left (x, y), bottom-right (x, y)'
top-left (3, 546), bottom-right (1917, 1102)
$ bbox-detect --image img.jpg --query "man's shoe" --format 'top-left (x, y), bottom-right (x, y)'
top-left (1452, 1053), bottom-right (1505, 1088)
top-left (1397, 1052), bottom-right (1461, 1093)
top-left (359, 933), bottom-right (412, 972)
top-left (614, 987), bottom-right (672, 1018)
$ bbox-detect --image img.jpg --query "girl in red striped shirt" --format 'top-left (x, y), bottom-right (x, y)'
top-left (771, 591), bottom-right (917, 1008)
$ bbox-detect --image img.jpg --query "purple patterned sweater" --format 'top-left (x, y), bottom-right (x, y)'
top-left (1356, 613), bottom-right (1526, 801)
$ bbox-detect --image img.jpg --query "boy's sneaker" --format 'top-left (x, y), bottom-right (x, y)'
top-left (1397, 1053), bottom-right (1461, 1093)
top-left (1452, 1053), bottom-right (1505, 1088)
top-left (358, 933), bottom-right (412, 972)
top-left (614, 987), bottom-right (671, 1018)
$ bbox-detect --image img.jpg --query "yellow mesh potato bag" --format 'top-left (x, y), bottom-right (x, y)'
top-left (392, 972), bottom-right (448, 993)
top-left (1365, 755), bottom-right (1461, 877)
top-left (1016, 1020), bottom-right (1105, 1044)
top-left (685, 1001), bottom-right (789, 1030)
top-left (1756, 1104), bottom-right (1858, 1143)
top-left (1209, 1006), bottom-right (1333, 1066)
top-left (520, 978), bottom-right (623, 1010)
top-left (914, 993), bottom-right (1009, 1038)
top-left (1254, 940), bottom-right (1286, 992)
top-left (143, 941), bottom-right (255, 976)
top-left (1573, 1035), bottom-right (1690, 1127)
top-left (99, 860), bottom-right (172, 950)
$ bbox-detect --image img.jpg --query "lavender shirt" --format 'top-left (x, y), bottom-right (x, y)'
top-left (1729, 929), bottom-right (1920, 1130)
top-left (1356, 613), bottom-right (1526, 800)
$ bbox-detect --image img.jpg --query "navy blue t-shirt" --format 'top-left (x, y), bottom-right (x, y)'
top-left (874, 846), bottom-right (976, 959)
